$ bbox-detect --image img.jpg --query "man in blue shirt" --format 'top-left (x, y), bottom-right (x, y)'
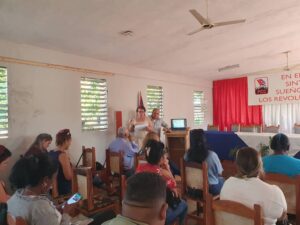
top-left (108, 127), bottom-right (139, 177)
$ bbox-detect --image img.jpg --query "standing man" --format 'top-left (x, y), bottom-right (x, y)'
top-left (150, 108), bottom-right (170, 138)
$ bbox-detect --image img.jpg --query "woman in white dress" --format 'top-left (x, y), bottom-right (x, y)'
top-left (128, 106), bottom-right (153, 148)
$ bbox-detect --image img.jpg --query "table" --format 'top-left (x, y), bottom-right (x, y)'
top-left (204, 131), bottom-right (247, 160)
top-left (236, 132), bottom-right (300, 156)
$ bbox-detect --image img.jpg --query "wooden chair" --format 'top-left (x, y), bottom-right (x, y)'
top-left (294, 123), bottom-right (300, 134)
top-left (121, 175), bottom-right (127, 201)
top-left (180, 159), bottom-right (211, 225)
top-left (105, 149), bottom-right (124, 203)
top-left (240, 125), bottom-right (259, 133)
top-left (231, 124), bottom-right (240, 132)
top-left (72, 167), bottom-right (118, 216)
top-left (134, 154), bottom-right (147, 168)
top-left (208, 197), bottom-right (263, 225)
top-left (207, 125), bottom-right (219, 131)
top-left (82, 146), bottom-right (96, 171)
top-left (263, 173), bottom-right (300, 225)
top-left (263, 125), bottom-right (279, 133)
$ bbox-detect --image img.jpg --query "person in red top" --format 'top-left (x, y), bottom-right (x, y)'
top-left (136, 140), bottom-right (187, 225)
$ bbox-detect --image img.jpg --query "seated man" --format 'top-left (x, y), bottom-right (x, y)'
top-left (103, 172), bottom-right (168, 225)
top-left (108, 127), bottom-right (139, 177)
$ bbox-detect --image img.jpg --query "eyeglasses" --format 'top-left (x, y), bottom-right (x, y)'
top-left (137, 110), bottom-right (145, 113)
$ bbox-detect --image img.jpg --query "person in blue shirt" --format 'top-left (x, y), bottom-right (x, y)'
top-left (263, 133), bottom-right (300, 177)
top-left (184, 129), bottom-right (224, 195)
top-left (108, 127), bottom-right (139, 177)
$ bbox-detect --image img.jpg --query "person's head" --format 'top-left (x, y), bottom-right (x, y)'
top-left (122, 172), bottom-right (167, 225)
top-left (136, 106), bottom-right (146, 120)
top-left (145, 140), bottom-right (165, 165)
top-left (187, 129), bottom-right (209, 163)
top-left (9, 154), bottom-right (58, 193)
top-left (270, 133), bottom-right (290, 153)
top-left (0, 145), bottom-right (12, 171)
top-left (117, 127), bottom-right (129, 138)
top-left (151, 108), bottom-right (160, 120)
top-left (56, 129), bottom-right (72, 150)
top-left (235, 147), bottom-right (263, 178)
top-left (30, 133), bottom-right (52, 151)
top-left (142, 131), bottom-right (160, 150)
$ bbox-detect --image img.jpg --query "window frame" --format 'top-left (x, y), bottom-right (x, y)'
top-left (146, 85), bottom-right (164, 117)
top-left (0, 67), bottom-right (8, 139)
top-left (193, 90), bottom-right (205, 126)
top-left (80, 77), bottom-right (108, 131)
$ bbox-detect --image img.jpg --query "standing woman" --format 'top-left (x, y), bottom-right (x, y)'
top-left (0, 145), bottom-right (12, 202)
top-left (49, 129), bottom-right (73, 195)
top-left (24, 133), bottom-right (52, 157)
top-left (128, 106), bottom-right (153, 148)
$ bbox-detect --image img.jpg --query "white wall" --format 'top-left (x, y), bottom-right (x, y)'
top-left (0, 39), bottom-right (212, 179)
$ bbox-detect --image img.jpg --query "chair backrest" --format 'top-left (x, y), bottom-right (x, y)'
top-left (181, 159), bottom-right (209, 200)
top-left (231, 124), bottom-right (240, 132)
top-left (240, 125), bottom-right (257, 133)
top-left (207, 125), bottom-right (219, 131)
top-left (106, 149), bottom-right (124, 175)
top-left (72, 167), bottom-right (94, 211)
top-left (134, 154), bottom-right (147, 168)
top-left (263, 173), bottom-right (300, 217)
top-left (209, 199), bottom-right (263, 225)
top-left (294, 123), bottom-right (300, 134)
top-left (82, 146), bottom-right (96, 171)
top-left (263, 125), bottom-right (279, 133)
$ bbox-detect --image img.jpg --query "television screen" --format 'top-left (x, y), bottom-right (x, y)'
top-left (171, 118), bottom-right (187, 130)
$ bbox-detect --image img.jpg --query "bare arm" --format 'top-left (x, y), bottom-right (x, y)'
top-left (58, 153), bottom-right (73, 181)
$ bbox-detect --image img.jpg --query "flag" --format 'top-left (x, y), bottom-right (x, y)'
top-left (256, 79), bottom-right (266, 86)
top-left (137, 91), bottom-right (144, 107)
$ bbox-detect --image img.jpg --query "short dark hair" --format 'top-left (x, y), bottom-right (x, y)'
top-left (125, 172), bottom-right (166, 207)
top-left (136, 106), bottom-right (146, 112)
top-left (0, 145), bottom-right (11, 164)
top-left (145, 140), bottom-right (165, 165)
top-left (56, 129), bottom-right (71, 146)
top-left (9, 154), bottom-right (58, 189)
top-left (236, 147), bottom-right (262, 178)
top-left (270, 133), bottom-right (290, 152)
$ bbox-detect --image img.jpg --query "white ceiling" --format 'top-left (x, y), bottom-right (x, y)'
top-left (1, 0), bottom-right (300, 80)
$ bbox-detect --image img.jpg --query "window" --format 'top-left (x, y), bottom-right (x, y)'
top-left (147, 85), bottom-right (163, 117)
top-left (0, 67), bottom-right (8, 138)
top-left (81, 77), bottom-right (108, 131)
top-left (193, 91), bottom-right (205, 126)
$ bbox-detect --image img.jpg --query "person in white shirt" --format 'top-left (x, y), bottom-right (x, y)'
top-left (150, 108), bottom-right (170, 138)
top-left (220, 147), bottom-right (287, 225)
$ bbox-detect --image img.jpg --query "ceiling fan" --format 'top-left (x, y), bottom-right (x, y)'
top-left (188, 0), bottom-right (246, 35)
top-left (247, 51), bottom-right (300, 76)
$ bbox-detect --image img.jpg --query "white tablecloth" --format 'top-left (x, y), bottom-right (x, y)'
top-left (236, 132), bottom-right (300, 156)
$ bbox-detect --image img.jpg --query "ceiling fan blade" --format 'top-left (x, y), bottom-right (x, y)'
top-left (187, 27), bottom-right (205, 35)
top-left (214, 19), bottom-right (246, 27)
top-left (189, 9), bottom-right (209, 25)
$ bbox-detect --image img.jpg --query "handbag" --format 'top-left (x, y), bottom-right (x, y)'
top-left (166, 188), bottom-right (181, 209)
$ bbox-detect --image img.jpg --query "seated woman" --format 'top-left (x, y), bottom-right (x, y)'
top-left (136, 140), bottom-right (187, 225)
top-left (0, 145), bottom-right (12, 203)
top-left (7, 154), bottom-right (75, 225)
top-left (128, 106), bottom-right (153, 148)
top-left (49, 129), bottom-right (73, 195)
top-left (24, 133), bottom-right (52, 157)
top-left (184, 129), bottom-right (224, 195)
top-left (221, 147), bottom-right (287, 225)
top-left (263, 133), bottom-right (300, 177)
